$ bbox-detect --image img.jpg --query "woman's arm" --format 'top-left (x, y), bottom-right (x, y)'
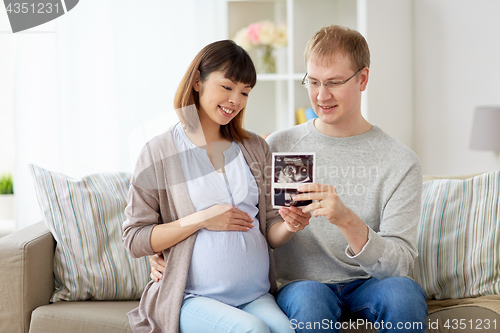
top-left (147, 206), bottom-right (258, 281)
top-left (253, 134), bottom-right (312, 248)
top-left (124, 183), bottom-right (254, 257)
top-left (150, 204), bottom-right (255, 253)
top-left (267, 206), bottom-right (311, 248)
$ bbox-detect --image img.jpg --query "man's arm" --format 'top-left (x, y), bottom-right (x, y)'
top-left (295, 160), bottom-right (422, 279)
top-left (352, 160), bottom-right (422, 279)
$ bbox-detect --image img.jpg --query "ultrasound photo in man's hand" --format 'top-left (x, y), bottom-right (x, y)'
top-left (274, 188), bottom-right (313, 207)
top-left (272, 152), bottom-right (315, 208)
top-left (273, 154), bottom-right (314, 184)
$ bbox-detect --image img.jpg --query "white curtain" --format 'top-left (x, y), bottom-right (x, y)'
top-left (13, 0), bottom-right (220, 229)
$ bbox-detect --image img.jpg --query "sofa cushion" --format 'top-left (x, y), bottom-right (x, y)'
top-left (30, 301), bottom-right (138, 333)
top-left (29, 164), bottom-right (150, 302)
top-left (410, 171), bottom-right (500, 300)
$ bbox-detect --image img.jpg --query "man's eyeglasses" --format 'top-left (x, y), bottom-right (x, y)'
top-left (301, 68), bottom-right (364, 91)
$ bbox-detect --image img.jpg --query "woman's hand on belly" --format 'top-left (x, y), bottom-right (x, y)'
top-left (202, 204), bottom-right (255, 232)
top-left (151, 204), bottom-right (254, 253)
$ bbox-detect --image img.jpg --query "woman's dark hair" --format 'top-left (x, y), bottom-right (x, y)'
top-left (174, 40), bottom-right (256, 141)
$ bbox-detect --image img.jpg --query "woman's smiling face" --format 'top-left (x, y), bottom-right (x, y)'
top-left (194, 71), bottom-right (252, 128)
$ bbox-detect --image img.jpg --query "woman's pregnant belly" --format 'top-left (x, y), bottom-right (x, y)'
top-left (184, 219), bottom-right (270, 306)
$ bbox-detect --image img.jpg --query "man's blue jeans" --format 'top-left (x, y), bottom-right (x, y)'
top-left (276, 277), bottom-right (427, 333)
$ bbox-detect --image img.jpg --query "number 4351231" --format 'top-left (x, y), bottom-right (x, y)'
top-left (443, 319), bottom-right (496, 330)
top-left (6, 3), bottom-right (60, 14)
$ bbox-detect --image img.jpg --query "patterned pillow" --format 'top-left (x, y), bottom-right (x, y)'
top-left (29, 164), bottom-right (150, 302)
top-left (410, 171), bottom-right (500, 300)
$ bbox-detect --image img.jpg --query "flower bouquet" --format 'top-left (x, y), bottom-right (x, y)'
top-left (233, 20), bottom-right (287, 73)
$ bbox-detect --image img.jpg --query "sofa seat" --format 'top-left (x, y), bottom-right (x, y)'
top-left (3, 221), bottom-right (500, 333)
top-left (30, 301), bottom-right (138, 333)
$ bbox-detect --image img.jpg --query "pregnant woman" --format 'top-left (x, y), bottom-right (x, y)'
top-left (123, 40), bottom-right (308, 333)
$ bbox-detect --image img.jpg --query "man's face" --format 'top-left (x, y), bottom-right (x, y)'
top-left (306, 53), bottom-right (368, 129)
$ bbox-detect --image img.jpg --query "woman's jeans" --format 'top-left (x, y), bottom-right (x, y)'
top-left (276, 277), bottom-right (427, 333)
top-left (179, 292), bottom-right (294, 333)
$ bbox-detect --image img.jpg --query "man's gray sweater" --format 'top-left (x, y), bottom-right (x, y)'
top-left (266, 120), bottom-right (422, 286)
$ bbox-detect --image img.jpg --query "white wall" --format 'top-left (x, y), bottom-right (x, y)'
top-left (3, 0), bottom-right (500, 230)
top-left (414, 0), bottom-right (500, 175)
top-left (4, 0), bottom-right (219, 229)
top-left (365, 0), bottom-right (414, 150)
top-left (0, 9), bottom-right (15, 175)
top-left (363, 0), bottom-right (500, 175)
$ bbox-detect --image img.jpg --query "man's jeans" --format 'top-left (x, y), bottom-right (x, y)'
top-left (276, 277), bottom-right (427, 333)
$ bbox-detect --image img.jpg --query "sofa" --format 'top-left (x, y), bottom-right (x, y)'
top-left (1, 171), bottom-right (500, 333)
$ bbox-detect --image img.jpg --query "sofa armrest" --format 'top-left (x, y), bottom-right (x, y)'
top-left (0, 222), bottom-right (55, 333)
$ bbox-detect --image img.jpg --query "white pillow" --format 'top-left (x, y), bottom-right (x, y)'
top-left (29, 164), bottom-right (150, 302)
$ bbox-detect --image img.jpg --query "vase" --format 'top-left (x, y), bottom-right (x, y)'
top-left (255, 45), bottom-right (276, 74)
top-left (0, 194), bottom-right (14, 220)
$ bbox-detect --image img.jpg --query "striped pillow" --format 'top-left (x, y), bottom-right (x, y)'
top-left (410, 171), bottom-right (500, 300)
top-left (29, 164), bottom-right (150, 302)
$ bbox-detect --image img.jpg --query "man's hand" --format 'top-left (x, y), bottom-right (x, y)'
top-left (293, 183), bottom-right (369, 254)
top-left (149, 253), bottom-right (166, 282)
top-left (294, 183), bottom-right (351, 227)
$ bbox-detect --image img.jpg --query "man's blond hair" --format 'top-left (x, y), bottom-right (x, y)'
top-left (304, 25), bottom-right (370, 71)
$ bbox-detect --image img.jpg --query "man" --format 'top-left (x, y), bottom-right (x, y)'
top-left (265, 25), bottom-right (427, 332)
top-left (150, 25), bottom-right (427, 332)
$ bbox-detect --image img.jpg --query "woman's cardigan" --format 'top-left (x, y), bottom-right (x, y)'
top-left (123, 125), bottom-right (282, 333)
